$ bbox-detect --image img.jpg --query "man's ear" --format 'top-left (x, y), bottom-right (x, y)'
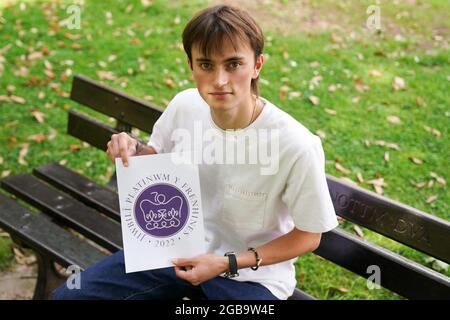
top-left (252, 54), bottom-right (265, 79)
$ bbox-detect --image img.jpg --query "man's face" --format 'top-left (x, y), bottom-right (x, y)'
top-left (189, 38), bottom-right (263, 111)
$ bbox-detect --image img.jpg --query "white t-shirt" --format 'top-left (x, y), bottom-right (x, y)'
top-left (148, 88), bottom-right (338, 299)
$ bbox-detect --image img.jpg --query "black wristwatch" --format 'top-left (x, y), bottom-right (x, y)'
top-left (224, 252), bottom-right (239, 278)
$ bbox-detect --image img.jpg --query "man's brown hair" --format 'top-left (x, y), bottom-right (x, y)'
top-left (182, 5), bottom-right (264, 96)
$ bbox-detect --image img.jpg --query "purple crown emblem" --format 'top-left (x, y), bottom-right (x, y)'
top-left (134, 183), bottom-right (189, 237)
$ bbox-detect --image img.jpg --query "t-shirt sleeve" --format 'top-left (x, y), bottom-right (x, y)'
top-left (281, 136), bottom-right (338, 233)
top-left (147, 96), bottom-right (178, 153)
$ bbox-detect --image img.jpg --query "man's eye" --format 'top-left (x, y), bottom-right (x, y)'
top-left (200, 63), bottom-right (211, 70)
top-left (228, 62), bottom-right (241, 69)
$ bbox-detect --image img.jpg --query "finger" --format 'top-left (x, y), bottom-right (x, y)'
top-left (118, 137), bottom-right (129, 167)
top-left (172, 258), bottom-right (193, 267)
top-left (111, 135), bottom-right (120, 159)
top-left (106, 141), bottom-right (114, 162)
top-left (174, 266), bottom-right (190, 282)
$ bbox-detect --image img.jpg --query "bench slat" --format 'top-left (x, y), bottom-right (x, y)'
top-left (34, 162), bottom-right (120, 222)
top-left (0, 193), bottom-right (106, 270)
top-left (70, 74), bottom-right (163, 133)
top-left (316, 228), bottom-right (450, 300)
top-left (327, 175), bottom-right (450, 264)
top-left (68, 109), bottom-right (118, 151)
top-left (1, 174), bottom-right (122, 252)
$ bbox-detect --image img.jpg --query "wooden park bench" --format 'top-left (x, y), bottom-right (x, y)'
top-left (0, 74), bottom-right (449, 300)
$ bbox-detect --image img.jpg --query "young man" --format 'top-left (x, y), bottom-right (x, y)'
top-left (53, 5), bottom-right (338, 300)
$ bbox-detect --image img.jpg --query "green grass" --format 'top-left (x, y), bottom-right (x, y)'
top-left (0, 0), bottom-right (448, 299)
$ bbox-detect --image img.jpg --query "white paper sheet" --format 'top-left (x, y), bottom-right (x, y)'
top-left (115, 153), bottom-right (205, 273)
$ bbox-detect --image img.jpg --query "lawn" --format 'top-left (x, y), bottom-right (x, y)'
top-left (0, 0), bottom-right (448, 299)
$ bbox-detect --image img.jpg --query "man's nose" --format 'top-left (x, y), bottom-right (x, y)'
top-left (213, 68), bottom-right (229, 88)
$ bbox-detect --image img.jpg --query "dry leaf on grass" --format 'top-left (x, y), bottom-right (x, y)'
top-left (387, 115), bottom-right (401, 124)
top-left (375, 140), bottom-right (400, 150)
top-left (309, 95), bottom-right (320, 106)
top-left (164, 78), bottom-right (177, 89)
top-left (1, 170), bottom-right (11, 178)
top-left (393, 76), bottom-right (406, 90)
top-left (409, 157), bottom-right (423, 165)
top-left (335, 162), bottom-right (351, 175)
top-left (366, 177), bottom-right (387, 195)
top-left (27, 133), bottom-right (46, 143)
top-left (353, 225), bottom-right (364, 238)
top-left (31, 110), bottom-right (45, 123)
top-left (356, 172), bottom-right (364, 183)
top-left (426, 195), bottom-right (438, 204)
top-left (10, 95), bottom-right (26, 104)
top-left (18, 143), bottom-right (29, 165)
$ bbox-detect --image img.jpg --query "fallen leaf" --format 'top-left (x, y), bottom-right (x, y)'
top-left (48, 128), bottom-right (57, 140)
top-left (353, 225), bottom-right (364, 238)
top-left (387, 115), bottom-right (401, 124)
top-left (354, 78), bottom-right (369, 92)
top-left (141, 0), bottom-right (153, 7)
top-left (409, 157), bottom-right (423, 165)
top-left (316, 130), bottom-right (326, 139)
top-left (59, 159), bottom-right (68, 166)
top-left (309, 75), bottom-right (323, 88)
top-left (356, 172), bottom-right (364, 183)
top-left (27, 133), bottom-right (46, 143)
top-left (427, 180), bottom-right (434, 188)
top-left (96, 70), bottom-right (116, 80)
top-left (31, 110), bottom-right (45, 123)
top-left (423, 126), bottom-right (441, 138)
top-left (69, 144), bottom-right (81, 152)
top-left (10, 95), bottom-right (26, 104)
top-left (384, 152), bottom-right (390, 162)
top-left (414, 181), bottom-right (426, 189)
top-left (335, 162), bottom-right (351, 174)
top-left (331, 33), bottom-right (343, 44)
top-left (351, 96), bottom-right (360, 103)
top-left (426, 195), bottom-right (438, 204)
top-left (369, 69), bottom-right (382, 77)
top-left (393, 76), bottom-right (406, 90)
top-left (366, 177), bottom-right (387, 194)
top-left (416, 97), bottom-right (425, 106)
top-left (328, 84), bottom-right (337, 92)
top-left (324, 108), bottom-right (337, 115)
top-left (308, 95), bottom-right (320, 106)
top-left (164, 78), bottom-right (177, 88)
top-left (27, 51), bottom-right (43, 61)
top-left (0, 156), bottom-right (3, 165)
top-left (1, 170), bottom-right (11, 178)
top-left (309, 61), bottom-right (320, 68)
top-left (375, 140), bottom-right (400, 150)
top-left (18, 143), bottom-right (29, 165)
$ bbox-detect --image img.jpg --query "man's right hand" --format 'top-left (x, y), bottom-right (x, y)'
top-left (106, 132), bottom-right (137, 167)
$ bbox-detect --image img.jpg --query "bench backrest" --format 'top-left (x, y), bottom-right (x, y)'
top-left (68, 74), bottom-right (450, 299)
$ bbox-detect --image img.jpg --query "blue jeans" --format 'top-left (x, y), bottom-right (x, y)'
top-left (53, 250), bottom-right (279, 300)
